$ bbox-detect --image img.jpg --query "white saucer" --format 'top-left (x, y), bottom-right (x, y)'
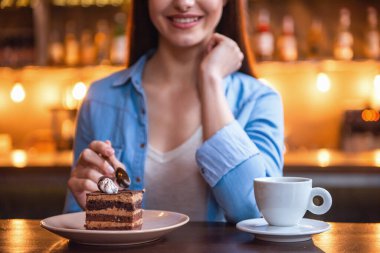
top-left (236, 218), bottom-right (330, 242)
top-left (41, 210), bottom-right (189, 246)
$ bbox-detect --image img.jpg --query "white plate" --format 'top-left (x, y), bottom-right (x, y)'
top-left (236, 218), bottom-right (330, 242)
top-left (41, 210), bottom-right (189, 246)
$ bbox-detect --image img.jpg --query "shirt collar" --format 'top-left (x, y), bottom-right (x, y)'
top-left (112, 50), bottom-right (155, 89)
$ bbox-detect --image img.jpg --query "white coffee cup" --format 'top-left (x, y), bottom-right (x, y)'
top-left (254, 177), bottom-right (332, 227)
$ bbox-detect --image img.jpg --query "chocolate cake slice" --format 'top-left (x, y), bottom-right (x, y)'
top-left (85, 190), bottom-right (144, 230)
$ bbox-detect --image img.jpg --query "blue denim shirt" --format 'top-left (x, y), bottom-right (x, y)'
top-left (63, 52), bottom-right (284, 223)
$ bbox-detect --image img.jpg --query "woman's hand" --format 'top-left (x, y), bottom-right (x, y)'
top-left (200, 33), bottom-right (244, 79)
top-left (198, 34), bottom-right (240, 140)
top-left (67, 140), bottom-right (117, 209)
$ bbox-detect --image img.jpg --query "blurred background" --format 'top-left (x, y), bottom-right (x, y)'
top-left (0, 0), bottom-right (380, 222)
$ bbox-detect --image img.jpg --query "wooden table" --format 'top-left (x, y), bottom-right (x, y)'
top-left (1, 220), bottom-right (380, 253)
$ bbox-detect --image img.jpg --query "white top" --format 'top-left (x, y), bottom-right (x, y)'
top-left (144, 127), bottom-right (208, 221)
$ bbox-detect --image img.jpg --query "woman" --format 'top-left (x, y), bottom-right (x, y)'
top-left (64, 0), bottom-right (284, 223)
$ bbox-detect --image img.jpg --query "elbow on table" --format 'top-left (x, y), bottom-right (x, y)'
top-left (226, 202), bottom-right (261, 224)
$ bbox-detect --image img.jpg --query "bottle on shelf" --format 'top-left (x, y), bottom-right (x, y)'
top-left (0, 32), bottom-right (34, 67)
top-left (306, 18), bottom-right (327, 60)
top-left (48, 30), bottom-right (64, 65)
top-left (253, 9), bottom-right (274, 61)
top-left (64, 21), bottom-right (80, 66)
top-left (1, 38), bottom-right (12, 67)
top-left (333, 8), bottom-right (354, 61)
top-left (0, 37), bottom-right (5, 66)
top-left (95, 19), bottom-right (111, 65)
top-left (111, 12), bottom-right (127, 65)
top-left (364, 7), bottom-right (380, 60)
top-left (80, 29), bottom-right (96, 66)
top-left (26, 34), bottom-right (35, 66)
top-left (277, 15), bottom-right (298, 61)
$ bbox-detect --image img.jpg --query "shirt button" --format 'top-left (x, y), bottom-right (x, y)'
top-left (141, 108), bottom-right (145, 114)
top-left (201, 168), bottom-right (205, 174)
top-left (140, 143), bottom-right (145, 148)
top-left (136, 177), bottom-right (141, 183)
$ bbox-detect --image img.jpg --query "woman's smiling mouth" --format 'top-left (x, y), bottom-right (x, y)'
top-left (167, 15), bottom-right (203, 29)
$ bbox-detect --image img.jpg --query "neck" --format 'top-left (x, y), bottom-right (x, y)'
top-left (144, 38), bottom-right (206, 87)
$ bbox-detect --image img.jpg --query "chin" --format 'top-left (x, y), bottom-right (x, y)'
top-left (169, 35), bottom-right (205, 48)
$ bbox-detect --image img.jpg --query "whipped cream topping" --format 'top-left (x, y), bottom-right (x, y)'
top-left (97, 177), bottom-right (118, 194)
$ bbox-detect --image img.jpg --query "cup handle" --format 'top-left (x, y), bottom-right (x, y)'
top-left (307, 187), bottom-right (332, 215)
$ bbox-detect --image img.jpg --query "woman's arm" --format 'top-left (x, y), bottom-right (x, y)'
top-left (197, 34), bottom-right (284, 223)
top-left (63, 99), bottom-right (93, 213)
top-left (198, 33), bottom-right (242, 140)
top-left (197, 91), bottom-right (284, 223)
top-left (63, 99), bottom-right (118, 213)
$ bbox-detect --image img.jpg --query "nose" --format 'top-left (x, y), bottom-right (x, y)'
top-left (174, 0), bottom-right (195, 12)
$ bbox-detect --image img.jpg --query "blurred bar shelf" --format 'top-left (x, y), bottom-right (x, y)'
top-left (285, 149), bottom-right (380, 188)
top-left (285, 149), bottom-right (380, 173)
top-left (0, 150), bottom-right (72, 169)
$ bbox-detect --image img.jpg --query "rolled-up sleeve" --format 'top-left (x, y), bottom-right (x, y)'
top-left (196, 120), bottom-right (260, 187)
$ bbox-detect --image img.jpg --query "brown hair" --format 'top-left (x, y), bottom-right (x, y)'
top-left (126, 0), bottom-right (256, 77)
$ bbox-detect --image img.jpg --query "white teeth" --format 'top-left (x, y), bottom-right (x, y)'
top-left (172, 17), bottom-right (199, 23)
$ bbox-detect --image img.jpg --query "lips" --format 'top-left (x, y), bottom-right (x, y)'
top-left (167, 14), bottom-right (203, 29)
top-left (172, 16), bottom-right (200, 23)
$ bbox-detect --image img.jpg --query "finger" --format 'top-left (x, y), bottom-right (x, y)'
top-left (207, 33), bottom-right (229, 51)
top-left (239, 52), bottom-right (244, 60)
top-left (72, 167), bottom-right (105, 183)
top-left (87, 141), bottom-right (125, 174)
top-left (89, 140), bottom-right (115, 157)
top-left (79, 148), bottom-right (115, 174)
top-left (213, 33), bottom-right (237, 48)
top-left (68, 177), bottom-right (98, 193)
top-left (97, 140), bottom-right (122, 171)
top-left (212, 33), bottom-right (227, 41)
top-left (206, 36), bottom-right (219, 53)
top-left (106, 154), bottom-right (126, 171)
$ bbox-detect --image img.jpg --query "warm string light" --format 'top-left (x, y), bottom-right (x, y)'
top-left (317, 149), bottom-right (331, 167)
top-left (66, 0), bottom-right (80, 6)
top-left (10, 83), bottom-right (26, 103)
top-left (72, 82), bottom-right (87, 100)
top-left (0, 0), bottom-right (30, 8)
top-left (110, 0), bottom-right (124, 6)
top-left (16, 0), bottom-right (29, 7)
top-left (374, 150), bottom-right (380, 167)
top-left (11, 150), bottom-right (27, 168)
top-left (362, 109), bottom-right (380, 122)
top-left (80, 0), bottom-right (93, 7)
top-left (95, 0), bottom-right (108, 7)
top-left (1, 0), bottom-right (14, 9)
top-left (314, 71), bottom-right (379, 110)
top-left (372, 74), bottom-right (380, 109)
top-left (63, 81), bottom-right (88, 109)
top-left (316, 73), bottom-right (331, 93)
